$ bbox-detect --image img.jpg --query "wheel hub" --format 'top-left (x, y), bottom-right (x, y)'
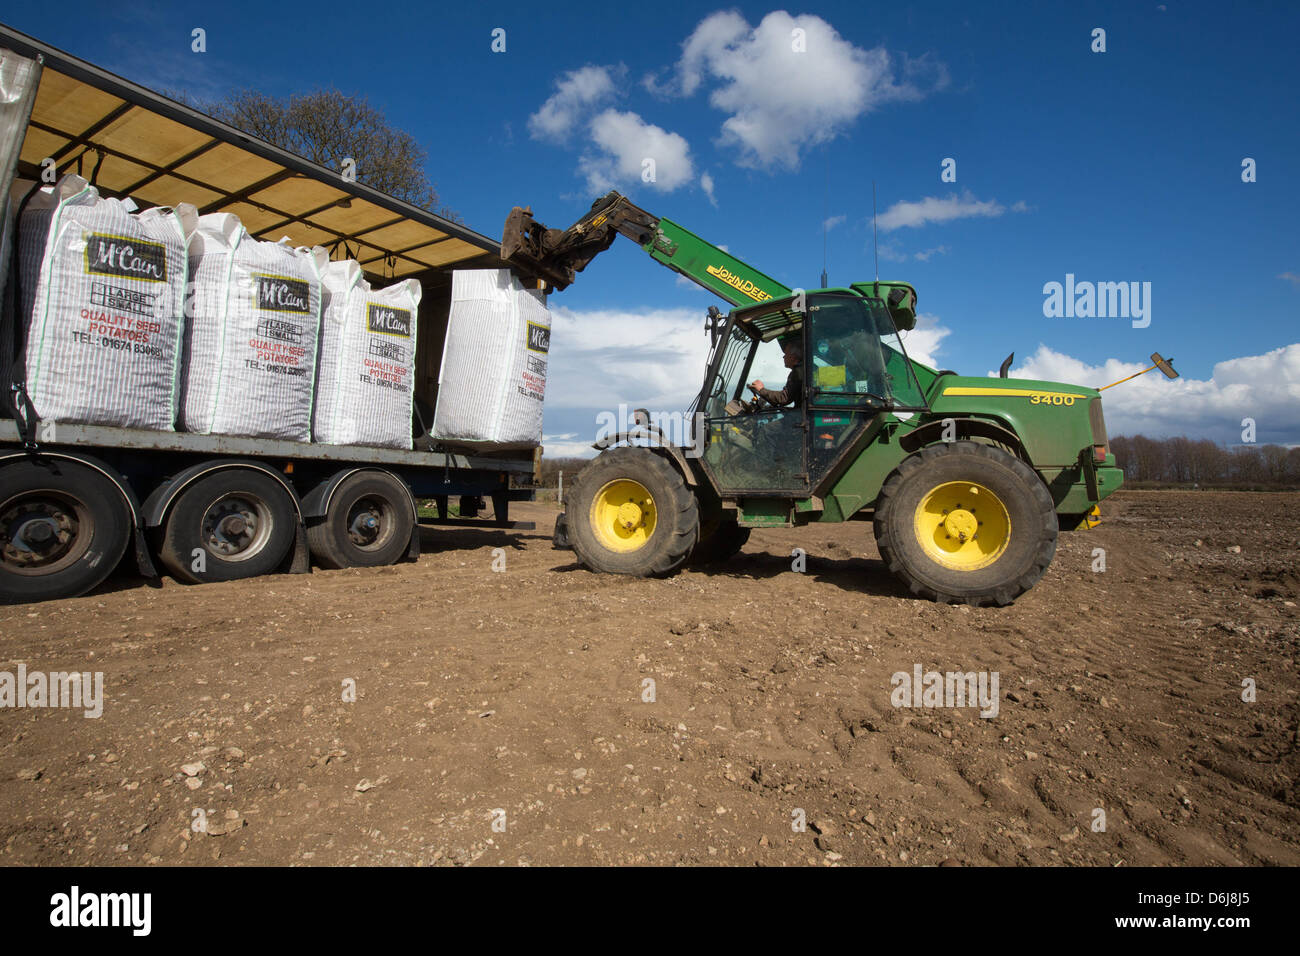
top-left (942, 508), bottom-right (978, 543)
top-left (1, 498), bottom-right (82, 569)
top-left (590, 479), bottom-right (658, 553)
top-left (219, 514), bottom-right (247, 537)
top-left (616, 500), bottom-right (644, 531)
top-left (349, 507), bottom-right (383, 546)
top-left (202, 495), bottom-right (269, 559)
top-left (913, 481), bottom-right (1011, 571)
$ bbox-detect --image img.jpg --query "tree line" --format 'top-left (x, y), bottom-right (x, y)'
top-left (1108, 435), bottom-right (1299, 488)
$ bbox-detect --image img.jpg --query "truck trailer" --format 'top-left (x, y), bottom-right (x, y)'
top-left (0, 25), bottom-right (543, 604)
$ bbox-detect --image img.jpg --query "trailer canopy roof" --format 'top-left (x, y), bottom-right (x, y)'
top-left (1, 23), bottom-right (507, 283)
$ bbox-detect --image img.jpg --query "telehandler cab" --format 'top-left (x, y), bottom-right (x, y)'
top-left (502, 192), bottom-right (1122, 605)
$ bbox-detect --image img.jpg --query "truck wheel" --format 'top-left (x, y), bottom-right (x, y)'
top-left (690, 518), bottom-right (751, 565)
top-left (873, 441), bottom-right (1057, 606)
top-left (307, 471), bottom-right (414, 569)
top-left (567, 447), bottom-right (698, 576)
top-left (0, 459), bottom-right (131, 604)
top-left (159, 470), bottom-right (297, 584)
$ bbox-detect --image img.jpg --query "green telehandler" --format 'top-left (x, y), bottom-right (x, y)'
top-left (501, 192), bottom-right (1123, 605)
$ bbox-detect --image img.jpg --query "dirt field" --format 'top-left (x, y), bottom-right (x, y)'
top-left (0, 490), bottom-right (1296, 866)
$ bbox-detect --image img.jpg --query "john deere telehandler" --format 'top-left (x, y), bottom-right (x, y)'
top-left (501, 193), bottom-right (1123, 605)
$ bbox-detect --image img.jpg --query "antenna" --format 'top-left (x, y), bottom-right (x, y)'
top-left (872, 181), bottom-right (879, 294)
top-left (821, 215), bottom-right (828, 288)
top-left (822, 149), bottom-right (829, 289)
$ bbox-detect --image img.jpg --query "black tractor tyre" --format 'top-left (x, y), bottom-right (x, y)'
top-left (159, 470), bottom-right (297, 584)
top-left (689, 518), bottom-right (751, 565)
top-left (0, 458), bottom-right (132, 604)
top-left (567, 447), bottom-right (699, 576)
top-left (873, 441), bottom-right (1057, 606)
top-left (307, 471), bottom-right (414, 570)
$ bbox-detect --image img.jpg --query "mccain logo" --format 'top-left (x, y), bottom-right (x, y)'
top-left (84, 234), bottom-right (167, 283)
top-left (255, 274), bottom-right (312, 314)
top-left (367, 304), bottom-right (412, 337)
top-left (526, 322), bottom-right (550, 354)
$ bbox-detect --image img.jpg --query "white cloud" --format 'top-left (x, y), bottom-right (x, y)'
top-left (877, 240), bottom-right (907, 263)
top-left (877, 190), bottom-right (1020, 232)
top-left (912, 244), bottom-right (949, 262)
top-left (577, 109), bottom-right (695, 193)
top-left (528, 65), bottom-right (620, 141)
top-left (701, 170), bottom-right (718, 206)
top-left (823, 214), bottom-right (847, 231)
top-left (546, 305), bottom-right (711, 414)
top-left (1278, 271), bottom-right (1300, 286)
top-left (1004, 343), bottom-right (1300, 443)
top-left (540, 433), bottom-right (599, 458)
top-left (663, 11), bottom-right (947, 169)
top-left (876, 240), bottom-right (948, 262)
top-left (898, 313), bottom-right (951, 368)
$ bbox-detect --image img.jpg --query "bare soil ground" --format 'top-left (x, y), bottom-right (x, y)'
top-left (1, 490), bottom-right (1297, 866)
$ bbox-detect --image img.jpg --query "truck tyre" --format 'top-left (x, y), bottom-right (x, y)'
top-left (689, 518), bottom-right (751, 565)
top-left (567, 447), bottom-right (698, 576)
top-left (874, 441), bottom-right (1056, 606)
top-left (307, 471), bottom-right (414, 569)
top-left (0, 458), bottom-right (131, 604)
top-left (159, 470), bottom-right (297, 584)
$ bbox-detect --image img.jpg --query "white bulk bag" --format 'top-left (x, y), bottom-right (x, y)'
top-left (313, 260), bottom-right (420, 449)
top-left (181, 213), bottom-right (324, 440)
top-left (433, 268), bottom-right (550, 444)
top-left (16, 174), bottom-right (193, 429)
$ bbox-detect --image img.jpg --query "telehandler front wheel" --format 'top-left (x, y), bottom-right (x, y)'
top-left (567, 447), bottom-right (698, 576)
top-left (873, 441), bottom-right (1057, 606)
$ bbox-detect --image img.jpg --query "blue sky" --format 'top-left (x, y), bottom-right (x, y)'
top-left (8, 1), bottom-right (1298, 450)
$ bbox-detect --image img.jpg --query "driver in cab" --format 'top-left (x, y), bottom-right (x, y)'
top-left (747, 336), bottom-right (803, 409)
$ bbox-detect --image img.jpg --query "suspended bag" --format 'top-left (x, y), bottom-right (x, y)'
top-left (433, 268), bottom-right (550, 444)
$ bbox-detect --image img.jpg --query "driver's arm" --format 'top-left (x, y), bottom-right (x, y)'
top-left (752, 368), bottom-right (802, 407)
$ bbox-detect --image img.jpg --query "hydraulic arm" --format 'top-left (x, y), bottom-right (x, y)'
top-left (501, 191), bottom-right (790, 307)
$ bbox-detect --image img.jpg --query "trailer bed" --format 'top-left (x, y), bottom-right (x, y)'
top-left (0, 421), bottom-right (535, 473)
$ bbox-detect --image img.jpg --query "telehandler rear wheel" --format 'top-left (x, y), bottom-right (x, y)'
top-left (567, 447), bottom-right (698, 576)
top-left (873, 441), bottom-right (1056, 606)
top-left (689, 518), bottom-right (751, 565)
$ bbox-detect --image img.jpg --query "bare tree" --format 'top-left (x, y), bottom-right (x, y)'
top-left (538, 457), bottom-right (590, 486)
top-left (1110, 434), bottom-right (1299, 488)
top-left (202, 89), bottom-right (459, 221)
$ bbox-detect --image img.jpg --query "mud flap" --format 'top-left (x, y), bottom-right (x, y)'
top-left (287, 521), bottom-right (312, 574)
top-left (552, 512), bottom-right (572, 550)
top-left (406, 519), bottom-right (421, 562)
top-left (132, 525), bottom-right (159, 581)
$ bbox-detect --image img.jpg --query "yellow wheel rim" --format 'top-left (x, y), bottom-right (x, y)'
top-left (913, 480), bottom-right (1010, 571)
top-left (590, 479), bottom-right (657, 553)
